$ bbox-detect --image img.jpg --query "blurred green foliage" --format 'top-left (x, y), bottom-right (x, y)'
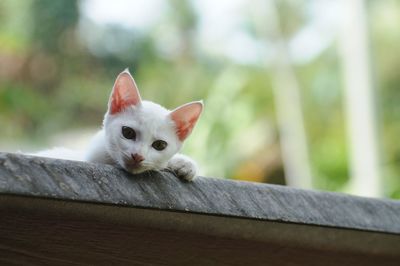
top-left (0, 0), bottom-right (399, 198)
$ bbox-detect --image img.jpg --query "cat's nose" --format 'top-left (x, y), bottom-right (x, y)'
top-left (131, 153), bottom-right (144, 163)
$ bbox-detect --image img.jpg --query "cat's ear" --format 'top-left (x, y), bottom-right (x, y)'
top-left (109, 69), bottom-right (142, 115)
top-left (170, 101), bottom-right (203, 141)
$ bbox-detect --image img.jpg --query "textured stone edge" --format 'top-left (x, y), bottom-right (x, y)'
top-left (1, 152), bottom-right (400, 234)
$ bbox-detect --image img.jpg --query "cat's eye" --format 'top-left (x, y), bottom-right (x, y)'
top-left (152, 140), bottom-right (167, 151)
top-left (122, 126), bottom-right (136, 140)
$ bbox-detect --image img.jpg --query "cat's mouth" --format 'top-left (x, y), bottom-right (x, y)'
top-left (123, 161), bottom-right (149, 174)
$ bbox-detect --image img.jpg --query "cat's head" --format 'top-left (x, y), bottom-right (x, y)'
top-left (102, 69), bottom-right (203, 174)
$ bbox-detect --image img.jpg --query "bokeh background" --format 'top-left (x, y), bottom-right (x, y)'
top-left (0, 0), bottom-right (399, 199)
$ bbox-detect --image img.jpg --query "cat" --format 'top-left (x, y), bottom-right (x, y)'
top-left (35, 69), bottom-right (203, 181)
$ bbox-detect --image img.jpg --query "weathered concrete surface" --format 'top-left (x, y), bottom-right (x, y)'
top-left (0, 152), bottom-right (399, 233)
top-left (1, 152), bottom-right (400, 265)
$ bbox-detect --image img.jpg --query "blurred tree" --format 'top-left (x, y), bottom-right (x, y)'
top-left (32, 0), bottom-right (79, 52)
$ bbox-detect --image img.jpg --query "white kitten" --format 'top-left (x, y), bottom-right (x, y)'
top-left (36, 70), bottom-right (203, 181)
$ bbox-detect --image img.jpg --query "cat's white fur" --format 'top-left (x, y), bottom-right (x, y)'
top-left (35, 70), bottom-right (203, 181)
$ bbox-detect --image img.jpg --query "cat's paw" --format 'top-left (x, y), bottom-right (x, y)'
top-left (167, 154), bottom-right (198, 181)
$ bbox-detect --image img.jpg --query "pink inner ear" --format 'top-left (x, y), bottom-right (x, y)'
top-left (170, 102), bottom-right (203, 141)
top-left (110, 72), bottom-right (141, 114)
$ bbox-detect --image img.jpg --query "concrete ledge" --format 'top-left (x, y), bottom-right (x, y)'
top-left (1, 152), bottom-right (400, 265)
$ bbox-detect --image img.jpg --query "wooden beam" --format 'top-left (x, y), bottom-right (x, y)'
top-left (0, 152), bottom-right (399, 265)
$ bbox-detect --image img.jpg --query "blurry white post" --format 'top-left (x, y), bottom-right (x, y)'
top-left (253, 0), bottom-right (313, 188)
top-left (339, 0), bottom-right (382, 197)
